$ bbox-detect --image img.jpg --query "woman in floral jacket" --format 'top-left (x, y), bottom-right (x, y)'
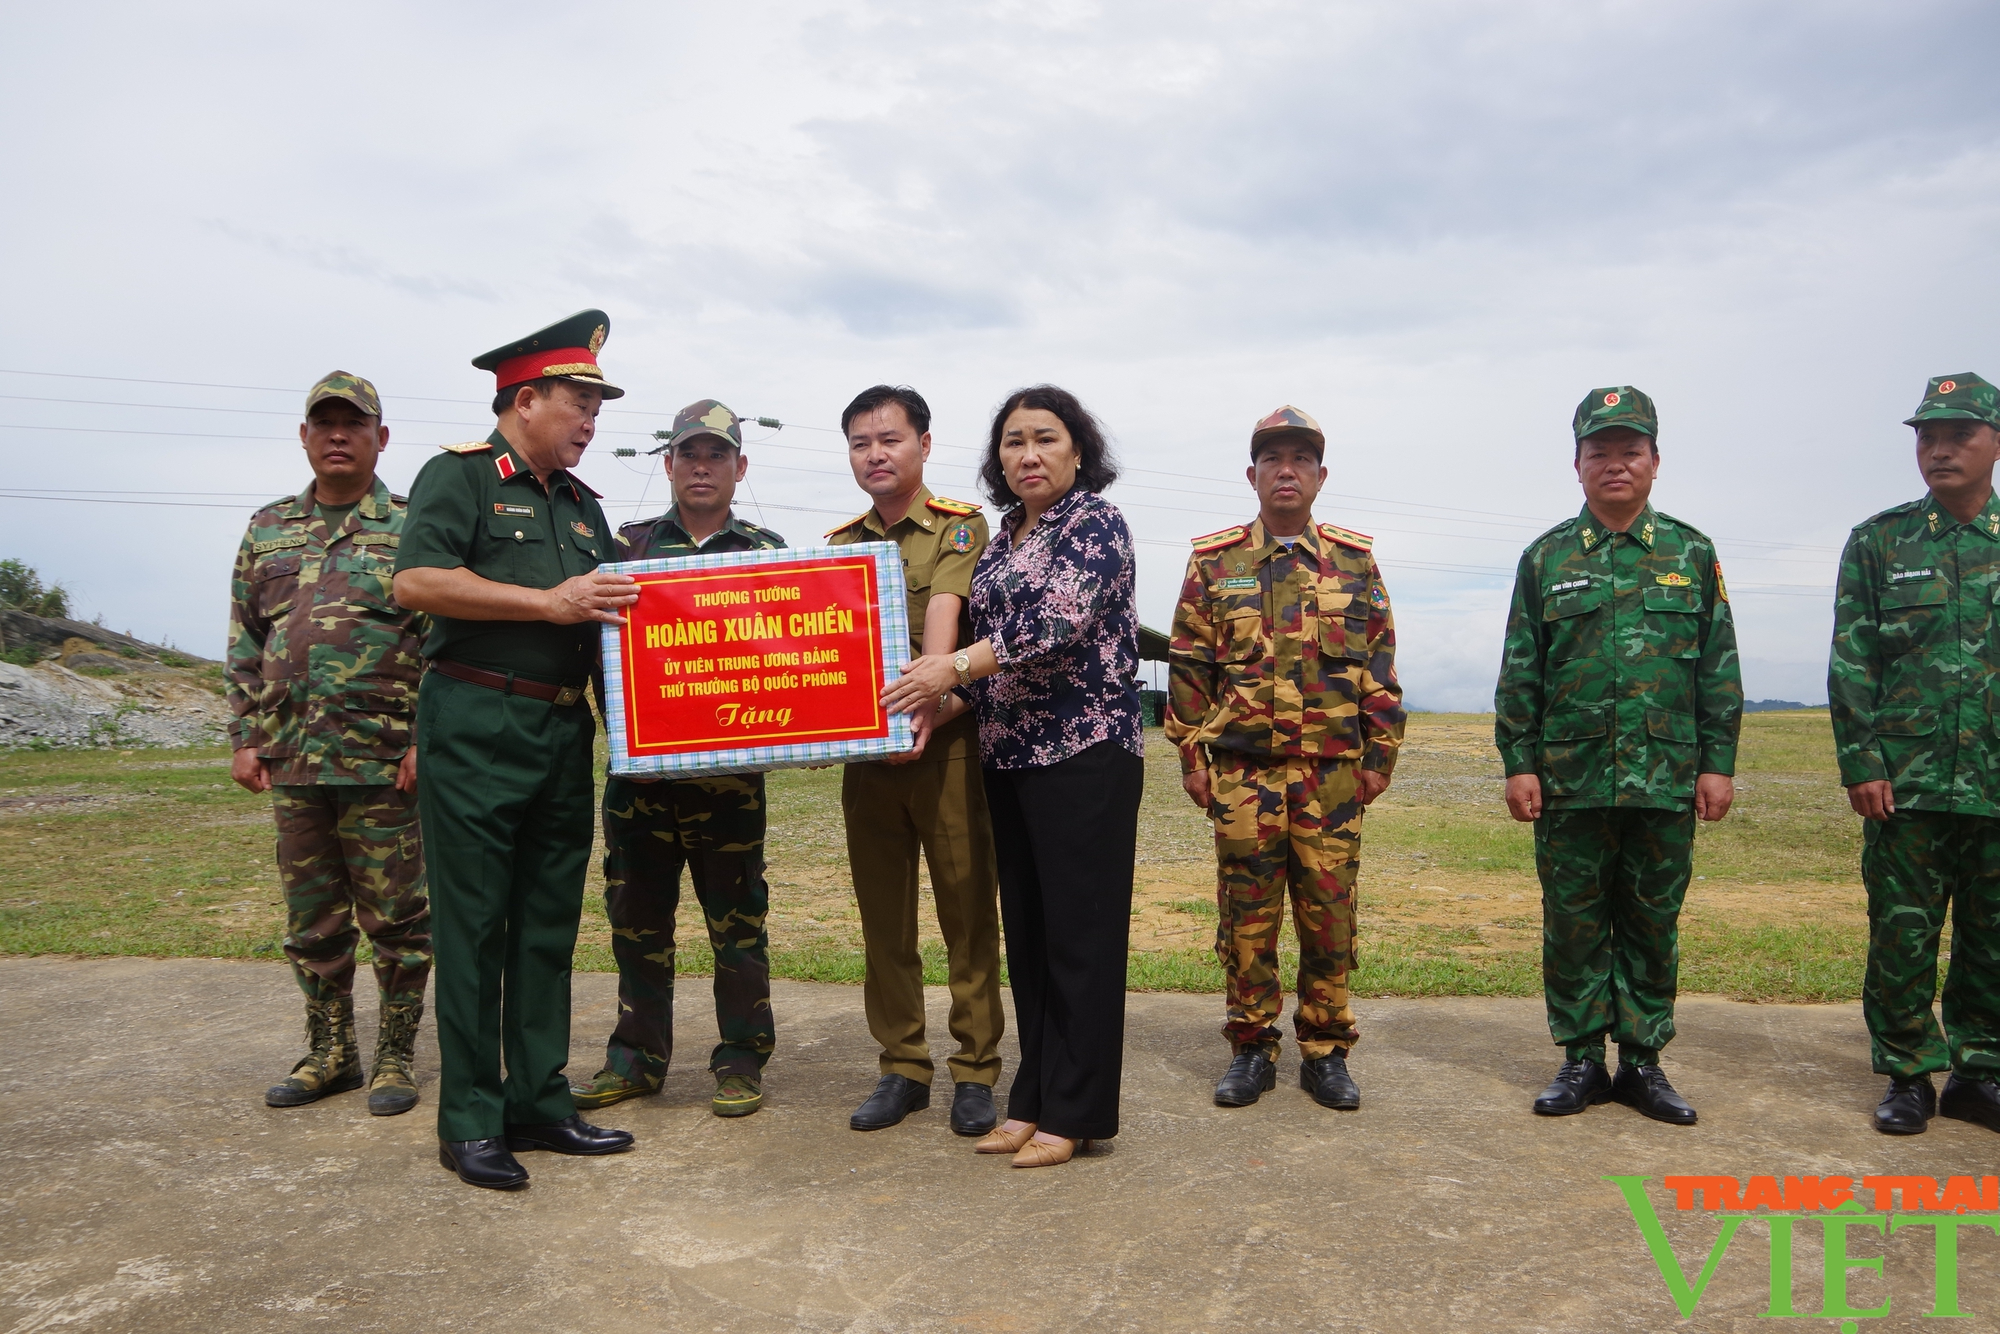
top-left (882, 384), bottom-right (1143, 1168)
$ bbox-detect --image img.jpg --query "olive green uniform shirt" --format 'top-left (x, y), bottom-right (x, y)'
top-left (1829, 491), bottom-right (2000, 816)
top-left (1494, 502), bottom-right (1742, 811)
top-left (393, 430), bottom-right (611, 683)
top-left (825, 485), bottom-right (989, 763)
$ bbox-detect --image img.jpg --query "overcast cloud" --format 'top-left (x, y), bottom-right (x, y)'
top-left (4, 0), bottom-right (1997, 708)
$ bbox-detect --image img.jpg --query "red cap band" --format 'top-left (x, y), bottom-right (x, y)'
top-left (493, 346), bottom-right (604, 392)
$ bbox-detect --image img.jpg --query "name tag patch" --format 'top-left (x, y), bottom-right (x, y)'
top-left (495, 503), bottom-right (536, 517)
top-left (251, 534), bottom-right (309, 554)
top-left (1219, 577), bottom-right (1259, 590)
top-left (1888, 568), bottom-right (1934, 583)
top-left (351, 533), bottom-right (398, 547)
top-left (1546, 578), bottom-right (1590, 594)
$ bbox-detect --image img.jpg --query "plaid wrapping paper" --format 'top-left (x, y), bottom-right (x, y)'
top-left (600, 542), bottom-right (914, 777)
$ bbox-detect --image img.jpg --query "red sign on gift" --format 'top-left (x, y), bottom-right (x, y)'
top-left (618, 554), bottom-right (893, 758)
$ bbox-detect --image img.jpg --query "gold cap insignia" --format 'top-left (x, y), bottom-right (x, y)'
top-left (588, 324), bottom-right (607, 355)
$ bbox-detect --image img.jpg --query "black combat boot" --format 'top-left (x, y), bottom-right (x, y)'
top-left (266, 995), bottom-right (363, 1107)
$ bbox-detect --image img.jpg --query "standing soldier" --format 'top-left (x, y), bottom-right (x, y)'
top-left (569, 400), bottom-right (788, 1120)
top-left (393, 311), bottom-right (639, 1190)
top-left (1831, 373), bottom-right (2000, 1137)
top-left (1167, 406), bottom-right (1404, 1112)
top-left (825, 384), bottom-right (1004, 1138)
top-left (228, 371), bottom-right (431, 1117)
top-left (1497, 386), bottom-right (1740, 1126)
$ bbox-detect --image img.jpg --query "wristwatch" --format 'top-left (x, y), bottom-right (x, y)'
top-left (953, 650), bottom-right (972, 688)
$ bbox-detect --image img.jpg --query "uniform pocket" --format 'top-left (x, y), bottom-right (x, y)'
top-left (1878, 579), bottom-right (1950, 656)
top-left (1640, 585), bottom-right (1702, 658)
top-left (1645, 707), bottom-right (1697, 796)
top-left (484, 513), bottom-right (550, 584)
top-left (1217, 611), bottom-right (1263, 664)
top-left (1538, 706), bottom-right (1610, 798)
top-left (1319, 614), bottom-right (1367, 663)
top-left (1876, 706), bottom-right (1939, 792)
top-left (253, 553), bottom-right (302, 619)
top-left (1542, 586), bottom-right (1607, 663)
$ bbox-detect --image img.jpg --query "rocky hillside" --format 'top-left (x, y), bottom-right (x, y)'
top-left (0, 612), bottom-right (230, 749)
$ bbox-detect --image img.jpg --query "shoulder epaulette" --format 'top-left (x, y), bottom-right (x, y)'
top-left (389, 492), bottom-right (409, 505)
top-left (438, 440), bottom-right (492, 454)
top-left (1191, 525), bottom-right (1248, 554)
top-left (1648, 509), bottom-right (1714, 546)
top-left (925, 495), bottom-right (981, 518)
top-left (824, 511), bottom-right (871, 539)
top-left (571, 475), bottom-right (602, 499)
top-left (1853, 497), bottom-right (1930, 533)
top-left (1318, 522), bottom-right (1373, 553)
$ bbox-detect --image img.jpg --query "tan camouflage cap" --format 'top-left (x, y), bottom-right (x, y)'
top-left (305, 370), bottom-right (381, 419)
top-left (1249, 405), bottom-right (1325, 459)
top-left (1573, 386), bottom-right (1658, 441)
top-left (1904, 373), bottom-right (2000, 429)
top-left (666, 399), bottom-right (745, 452)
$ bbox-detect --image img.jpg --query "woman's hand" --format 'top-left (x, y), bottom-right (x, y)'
top-left (882, 653), bottom-right (960, 716)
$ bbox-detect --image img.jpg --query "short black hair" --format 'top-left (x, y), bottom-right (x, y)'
top-left (841, 384), bottom-right (931, 438)
top-left (491, 377), bottom-right (562, 417)
top-left (979, 385), bottom-right (1119, 507)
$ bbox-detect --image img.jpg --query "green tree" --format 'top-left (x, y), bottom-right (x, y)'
top-left (0, 559), bottom-right (72, 618)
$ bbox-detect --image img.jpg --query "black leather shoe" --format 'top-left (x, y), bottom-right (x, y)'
top-left (1874, 1076), bottom-right (1937, 1135)
top-left (1532, 1058), bottom-right (1612, 1116)
top-left (1610, 1063), bottom-right (1698, 1125)
top-left (849, 1074), bottom-right (930, 1131)
top-left (1939, 1072), bottom-right (2000, 1132)
top-left (1300, 1052), bottom-right (1360, 1110)
top-left (439, 1138), bottom-right (529, 1190)
top-left (949, 1081), bottom-right (997, 1136)
top-left (1214, 1050), bottom-right (1277, 1107)
top-left (504, 1113), bottom-right (635, 1155)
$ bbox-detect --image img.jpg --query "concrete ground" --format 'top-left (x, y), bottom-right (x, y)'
top-left (2, 959), bottom-right (1996, 1332)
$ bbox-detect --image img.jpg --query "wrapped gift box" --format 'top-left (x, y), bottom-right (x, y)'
top-left (599, 541), bottom-right (914, 777)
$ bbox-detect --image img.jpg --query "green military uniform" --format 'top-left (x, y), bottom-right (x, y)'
top-left (1495, 387), bottom-right (1742, 1069)
top-left (591, 500), bottom-right (787, 1091)
top-left (394, 313), bottom-right (620, 1143)
top-left (826, 485), bottom-right (1005, 1087)
top-left (227, 371), bottom-right (431, 1111)
top-left (1830, 373), bottom-right (2000, 1082)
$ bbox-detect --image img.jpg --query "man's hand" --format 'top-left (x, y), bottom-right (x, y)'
top-left (1847, 779), bottom-right (1896, 821)
top-left (544, 571), bottom-right (640, 626)
top-left (395, 747), bottom-right (418, 794)
top-left (231, 747), bottom-right (271, 794)
top-left (882, 696), bottom-right (938, 766)
top-left (1182, 767), bottom-right (1212, 810)
top-left (1505, 773), bottom-right (1542, 822)
top-left (1357, 770), bottom-right (1391, 805)
top-left (1695, 772), bottom-right (1735, 822)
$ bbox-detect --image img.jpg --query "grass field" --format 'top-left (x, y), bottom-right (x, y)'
top-left (0, 712), bottom-right (1874, 1001)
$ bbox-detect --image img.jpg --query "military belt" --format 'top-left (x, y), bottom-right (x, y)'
top-left (432, 659), bottom-right (588, 707)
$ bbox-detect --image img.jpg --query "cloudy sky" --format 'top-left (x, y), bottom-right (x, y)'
top-left (4, 0), bottom-right (1996, 708)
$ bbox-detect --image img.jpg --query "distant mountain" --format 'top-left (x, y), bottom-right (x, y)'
top-left (1744, 699), bottom-right (1823, 713)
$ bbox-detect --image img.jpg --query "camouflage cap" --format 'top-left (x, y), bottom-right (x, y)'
top-left (1249, 405), bottom-right (1325, 459)
top-left (1573, 386), bottom-right (1658, 441)
top-left (305, 370), bottom-right (381, 419)
top-left (1904, 373), bottom-right (2000, 429)
top-left (665, 399), bottom-right (744, 452)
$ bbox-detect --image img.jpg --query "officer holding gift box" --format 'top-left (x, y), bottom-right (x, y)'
top-left (570, 399), bottom-right (789, 1120)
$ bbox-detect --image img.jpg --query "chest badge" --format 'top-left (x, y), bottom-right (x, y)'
top-left (571, 521), bottom-right (595, 538)
top-left (1220, 576), bottom-right (1259, 591)
top-left (948, 523), bottom-right (973, 552)
top-left (1655, 572), bottom-right (1692, 586)
top-left (495, 503), bottom-right (535, 517)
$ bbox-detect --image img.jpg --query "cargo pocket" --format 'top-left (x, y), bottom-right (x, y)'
top-left (1644, 707), bottom-right (1697, 798)
top-left (1876, 706), bottom-right (1939, 791)
top-left (1319, 614), bottom-right (1367, 663)
top-left (1218, 611), bottom-right (1263, 664)
top-left (1538, 707), bottom-right (1610, 799)
top-left (1640, 585), bottom-right (1702, 658)
top-left (1543, 585), bottom-right (1607, 663)
top-left (485, 513), bottom-right (550, 583)
top-left (252, 553), bottom-right (302, 620)
top-left (1878, 579), bottom-right (1950, 656)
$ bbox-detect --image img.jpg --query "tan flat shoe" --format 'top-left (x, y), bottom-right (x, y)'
top-left (1011, 1136), bottom-right (1090, 1168)
top-left (974, 1122), bottom-right (1037, 1154)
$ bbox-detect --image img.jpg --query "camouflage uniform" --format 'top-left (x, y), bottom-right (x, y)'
top-left (596, 504), bottom-right (787, 1087)
top-left (1829, 373), bottom-right (2000, 1080)
top-left (1495, 389), bottom-right (1741, 1067)
top-left (227, 471), bottom-right (431, 1008)
top-left (1166, 511), bottom-right (1404, 1060)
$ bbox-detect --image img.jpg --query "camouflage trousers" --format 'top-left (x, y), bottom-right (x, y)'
top-left (1209, 752), bottom-right (1363, 1060)
top-left (271, 784), bottom-right (430, 1005)
top-left (600, 774), bottom-right (773, 1083)
top-left (1862, 810), bottom-right (2000, 1079)
top-left (1536, 806), bottom-right (1693, 1066)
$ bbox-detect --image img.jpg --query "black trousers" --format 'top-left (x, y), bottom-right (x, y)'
top-left (984, 740), bottom-right (1144, 1140)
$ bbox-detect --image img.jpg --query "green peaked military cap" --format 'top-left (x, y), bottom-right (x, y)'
top-left (1249, 404), bottom-right (1326, 459)
top-left (472, 308), bottom-right (624, 400)
top-left (665, 398), bottom-right (745, 451)
top-left (1904, 372), bottom-right (2000, 428)
top-left (1572, 385), bottom-right (1658, 441)
top-left (305, 370), bottom-right (381, 418)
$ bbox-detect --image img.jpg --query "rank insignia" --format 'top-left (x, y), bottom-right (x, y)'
top-left (438, 440), bottom-right (493, 454)
top-left (1928, 511), bottom-right (1940, 533)
top-left (588, 324), bottom-right (607, 355)
top-left (1715, 562), bottom-right (1729, 602)
top-left (495, 503), bottom-right (535, 516)
top-left (1655, 572), bottom-right (1692, 586)
top-left (949, 523), bottom-right (973, 552)
top-left (496, 452), bottom-right (518, 481)
top-left (571, 521), bottom-right (595, 538)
